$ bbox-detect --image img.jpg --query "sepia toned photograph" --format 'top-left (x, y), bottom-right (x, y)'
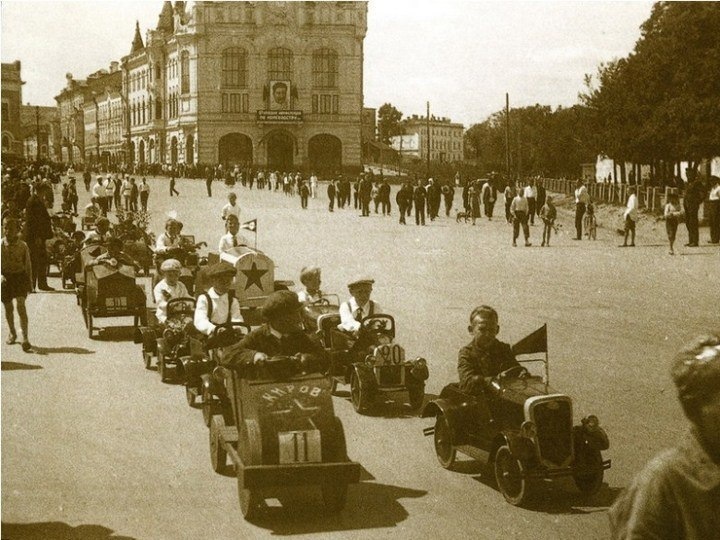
top-left (1, 1), bottom-right (719, 539)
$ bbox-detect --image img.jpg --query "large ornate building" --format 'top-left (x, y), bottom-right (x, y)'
top-left (120, 1), bottom-right (367, 173)
top-left (2, 61), bottom-right (24, 159)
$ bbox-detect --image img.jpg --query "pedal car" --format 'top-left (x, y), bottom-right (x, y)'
top-left (208, 355), bottom-right (361, 519)
top-left (319, 313), bottom-right (429, 414)
top-left (301, 294), bottom-right (341, 335)
top-left (180, 321), bottom-right (250, 423)
top-left (153, 234), bottom-right (207, 295)
top-left (139, 297), bottom-right (196, 381)
top-left (76, 245), bottom-right (146, 339)
top-left (422, 325), bottom-right (611, 506)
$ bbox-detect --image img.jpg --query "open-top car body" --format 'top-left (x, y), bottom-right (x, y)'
top-left (422, 325), bottom-right (610, 506)
top-left (311, 309), bottom-right (429, 414)
top-left (153, 234), bottom-right (207, 295)
top-left (207, 355), bottom-right (361, 519)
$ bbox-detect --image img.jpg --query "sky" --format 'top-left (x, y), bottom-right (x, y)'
top-left (0, 0), bottom-right (653, 127)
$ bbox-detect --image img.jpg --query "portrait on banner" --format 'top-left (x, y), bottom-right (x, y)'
top-left (269, 80), bottom-right (291, 111)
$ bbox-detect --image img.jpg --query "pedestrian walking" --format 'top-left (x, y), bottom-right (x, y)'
top-left (112, 176), bottom-right (122, 211)
top-left (574, 180), bottom-right (589, 240)
top-left (139, 177), bottom-right (150, 211)
top-left (205, 167), bottom-right (213, 197)
top-left (621, 186), bottom-right (638, 247)
top-left (524, 179), bottom-right (537, 225)
top-left (442, 182), bottom-right (454, 217)
top-left (536, 179), bottom-right (547, 219)
top-left (427, 178), bottom-right (441, 221)
top-left (299, 180), bottom-right (310, 209)
top-left (469, 182), bottom-right (481, 225)
top-left (122, 176), bottom-right (132, 210)
top-left (105, 176), bottom-right (115, 212)
top-left (327, 180), bottom-right (336, 212)
top-left (359, 176), bottom-right (372, 217)
top-left (504, 183), bottom-right (514, 223)
top-left (130, 178), bottom-right (139, 211)
top-left (67, 177), bottom-right (78, 215)
top-left (24, 186), bottom-right (53, 291)
top-left (539, 196), bottom-right (556, 247)
top-left (2, 217), bottom-right (33, 352)
top-left (663, 193), bottom-right (682, 255)
top-left (482, 180), bottom-right (495, 220)
top-left (396, 183), bottom-right (411, 225)
top-left (379, 178), bottom-right (391, 215)
top-left (83, 169), bottom-right (91, 192)
top-left (413, 179), bottom-right (427, 226)
top-left (310, 172), bottom-right (318, 199)
top-left (169, 171), bottom-right (179, 197)
top-left (92, 176), bottom-right (106, 215)
top-left (510, 188), bottom-right (531, 247)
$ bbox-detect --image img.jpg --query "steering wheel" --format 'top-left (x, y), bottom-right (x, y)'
top-left (496, 365), bottom-right (530, 380)
top-left (210, 321), bottom-right (252, 340)
top-left (360, 315), bottom-right (393, 334)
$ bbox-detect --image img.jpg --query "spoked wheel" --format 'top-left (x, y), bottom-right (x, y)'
top-left (202, 386), bottom-right (216, 427)
top-left (434, 414), bottom-right (456, 470)
top-left (494, 445), bottom-right (530, 506)
top-left (238, 420), bottom-right (263, 520)
top-left (350, 371), bottom-right (372, 414)
top-left (209, 415), bottom-right (227, 473)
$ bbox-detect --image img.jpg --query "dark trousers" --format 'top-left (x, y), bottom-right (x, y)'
top-left (415, 201), bottom-right (426, 225)
top-left (444, 198), bottom-right (453, 216)
top-left (29, 240), bottom-right (48, 289)
top-left (685, 206), bottom-right (699, 245)
top-left (107, 196), bottom-right (113, 212)
top-left (300, 194), bottom-right (309, 209)
top-left (484, 200), bottom-right (494, 219)
top-left (708, 200), bottom-right (720, 243)
top-left (526, 198), bottom-right (535, 224)
top-left (361, 198), bottom-right (370, 216)
top-left (398, 203), bottom-right (407, 224)
top-left (206, 179), bottom-right (212, 197)
top-left (575, 203), bottom-right (586, 239)
top-left (513, 212), bottom-right (529, 243)
top-left (170, 181), bottom-right (179, 197)
top-left (354, 192), bottom-right (359, 209)
top-left (505, 200), bottom-right (512, 223)
top-left (328, 197), bottom-right (335, 212)
top-left (140, 192), bottom-right (149, 211)
top-left (381, 199), bottom-right (390, 215)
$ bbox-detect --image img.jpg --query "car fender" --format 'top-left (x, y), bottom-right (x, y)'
top-left (493, 430), bottom-right (536, 463)
top-left (421, 399), bottom-right (465, 445)
top-left (351, 363), bottom-right (376, 392)
top-left (139, 326), bottom-right (157, 350)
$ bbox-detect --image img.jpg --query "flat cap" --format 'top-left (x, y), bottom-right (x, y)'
top-left (206, 261), bottom-right (236, 278)
top-left (262, 290), bottom-right (303, 320)
top-left (160, 258), bottom-right (182, 272)
top-left (348, 276), bottom-right (374, 289)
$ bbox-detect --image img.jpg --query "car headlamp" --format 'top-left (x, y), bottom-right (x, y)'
top-left (410, 357), bottom-right (430, 381)
top-left (520, 420), bottom-right (537, 440)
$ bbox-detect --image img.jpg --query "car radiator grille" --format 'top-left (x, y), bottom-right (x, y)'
top-left (533, 400), bottom-right (572, 466)
top-left (375, 366), bottom-right (403, 386)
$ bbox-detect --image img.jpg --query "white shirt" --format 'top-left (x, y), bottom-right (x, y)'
top-left (139, 181), bottom-right (149, 193)
top-left (575, 185), bottom-right (590, 204)
top-left (625, 193), bottom-right (639, 221)
top-left (105, 180), bottom-right (115, 197)
top-left (218, 232), bottom-right (249, 253)
top-left (523, 185), bottom-right (537, 199)
top-left (91, 182), bottom-right (104, 199)
top-left (298, 289), bottom-right (323, 304)
top-left (153, 279), bottom-right (190, 323)
top-left (338, 297), bottom-right (381, 332)
top-left (710, 185), bottom-right (720, 201)
top-left (221, 202), bottom-right (241, 221)
top-left (122, 180), bottom-right (132, 197)
top-left (155, 232), bottom-right (181, 252)
top-left (194, 287), bottom-right (243, 336)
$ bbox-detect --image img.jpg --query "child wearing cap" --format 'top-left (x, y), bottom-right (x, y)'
top-left (297, 266), bottom-right (323, 304)
top-left (193, 262), bottom-right (243, 336)
top-left (153, 258), bottom-right (190, 324)
top-left (220, 290), bottom-right (328, 372)
top-left (221, 192), bottom-right (241, 221)
top-left (338, 277), bottom-right (381, 334)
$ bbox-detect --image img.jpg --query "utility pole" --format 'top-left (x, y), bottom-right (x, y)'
top-left (426, 101), bottom-right (431, 177)
top-left (35, 105), bottom-right (40, 160)
top-left (505, 93), bottom-right (510, 182)
top-left (517, 114), bottom-right (522, 181)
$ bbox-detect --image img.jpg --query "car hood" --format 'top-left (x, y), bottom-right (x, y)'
top-left (493, 376), bottom-right (556, 405)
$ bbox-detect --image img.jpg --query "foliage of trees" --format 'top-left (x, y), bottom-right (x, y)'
top-left (377, 103), bottom-right (403, 145)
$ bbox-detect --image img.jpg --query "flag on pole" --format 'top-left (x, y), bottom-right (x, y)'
top-left (511, 324), bottom-right (548, 355)
top-left (241, 219), bottom-right (257, 233)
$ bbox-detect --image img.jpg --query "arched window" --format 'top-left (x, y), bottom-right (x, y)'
top-left (222, 47), bottom-right (247, 88)
top-left (155, 98), bottom-right (162, 119)
top-left (141, 98), bottom-right (146, 124)
top-left (268, 47), bottom-right (293, 80)
top-left (180, 50), bottom-right (190, 94)
top-left (312, 48), bottom-right (338, 88)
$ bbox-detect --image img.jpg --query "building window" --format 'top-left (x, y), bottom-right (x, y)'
top-left (222, 47), bottom-right (247, 88)
top-left (180, 51), bottom-right (190, 94)
top-left (2, 102), bottom-right (9, 122)
top-left (312, 93), bottom-right (339, 115)
top-left (156, 98), bottom-right (162, 119)
top-left (312, 48), bottom-right (338, 88)
top-left (222, 93), bottom-right (249, 113)
top-left (155, 64), bottom-right (161, 80)
top-left (141, 98), bottom-right (146, 124)
top-left (268, 47), bottom-right (293, 80)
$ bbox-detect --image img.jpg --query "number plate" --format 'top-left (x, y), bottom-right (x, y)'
top-left (372, 344), bottom-right (405, 367)
top-left (104, 297), bottom-right (128, 312)
top-left (278, 430), bottom-right (322, 463)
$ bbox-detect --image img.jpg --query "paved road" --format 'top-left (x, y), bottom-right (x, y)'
top-left (2, 176), bottom-right (718, 539)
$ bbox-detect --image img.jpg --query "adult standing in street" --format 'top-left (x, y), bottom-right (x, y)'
top-left (379, 178), bottom-right (391, 216)
top-left (621, 186), bottom-right (638, 247)
top-left (113, 175), bottom-right (122, 211)
top-left (139, 177), bottom-right (150, 211)
top-left (327, 179), bottom-right (336, 212)
top-left (413, 178), bottom-right (427, 226)
top-left (574, 179), bottom-right (590, 240)
top-left (708, 176), bottom-right (720, 244)
top-left (609, 331), bottom-right (720, 539)
top-left (427, 178), bottom-right (441, 221)
top-left (524, 179), bottom-right (537, 225)
top-left (92, 176), bottom-right (106, 215)
top-left (83, 169), bottom-right (91, 192)
top-left (510, 187), bottom-right (531, 247)
top-left (205, 166), bottom-right (213, 197)
top-left (299, 180), bottom-right (310, 209)
top-left (310, 172), bottom-right (318, 199)
top-left (24, 185), bottom-right (54, 291)
top-left (2, 217), bottom-right (33, 351)
top-left (442, 182), bottom-right (454, 217)
top-left (683, 176), bottom-right (704, 247)
top-left (359, 175), bottom-right (372, 217)
top-left (504, 182), bottom-right (514, 224)
top-left (67, 177), bottom-right (79, 215)
top-left (105, 176), bottom-right (115, 212)
top-left (396, 182), bottom-right (411, 225)
top-left (482, 180), bottom-right (495, 221)
top-left (469, 181), bottom-right (481, 225)
top-left (536, 178), bottom-right (546, 221)
top-left (169, 170), bottom-right (180, 197)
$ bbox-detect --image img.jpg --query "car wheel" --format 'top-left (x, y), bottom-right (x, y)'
top-left (86, 309), bottom-right (93, 339)
top-left (158, 354), bottom-right (167, 382)
top-left (407, 383), bottom-right (425, 410)
top-left (494, 445), bottom-right (529, 506)
top-left (434, 414), bottom-right (457, 470)
top-left (329, 376), bottom-right (339, 395)
top-left (573, 450), bottom-right (604, 496)
top-left (350, 371), bottom-right (372, 414)
top-left (321, 417), bottom-right (349, 513)
top-left (186, 385), bottom-right (196, 407)
top-left (238, 419), bottom-right (263, 520)
top-left (209, 415), bottom-right (227, 474)
top-left (202, 386), bottom-right (215, 427)
top-left (143, 346), bottom-right (153, 370)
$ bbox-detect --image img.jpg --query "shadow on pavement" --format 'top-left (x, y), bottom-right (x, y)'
top-left (92, 326), bottom-right (137, 342)
top-left (33, 346), bottom-right (95, 356)
top-left (249, 481), bottom-right (427, 535)
top-left (1, 361), bottom-right (43, 371)
top-left (1, 521), bottom-right (136, 540)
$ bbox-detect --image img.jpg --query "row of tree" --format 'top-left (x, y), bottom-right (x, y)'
top-left (375, 2), bottom-right (719, 182)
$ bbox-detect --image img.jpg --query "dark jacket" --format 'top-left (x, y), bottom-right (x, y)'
top-left (413, 185), bottom-right (427, 203)
top-left (220, 324), bottom-right (328, 372)
top-left (327, 182), bottom-right (336, 199)
top-left (24, 194), bottom-right (53, 243)
top-left (458, 338), bottom-right (519, 394)
top-left (396, 186), bottom-right (411, 207)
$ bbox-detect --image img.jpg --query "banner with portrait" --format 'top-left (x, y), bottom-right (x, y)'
top-left (269, 80), bottom-right (291, 111)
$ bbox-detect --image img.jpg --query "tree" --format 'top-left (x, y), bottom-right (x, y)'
top-left (377, 103), bottom-right (403, 145)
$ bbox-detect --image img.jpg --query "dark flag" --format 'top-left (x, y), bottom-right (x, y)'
top-left (241, 218), bottom-right (257, 232)
top-left (512, 324), bottom-right (548, 355)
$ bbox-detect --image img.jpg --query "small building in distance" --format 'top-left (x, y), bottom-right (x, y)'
top-left (21, 105), bottom-right (59, 161)
top-left (1, 60), bottom-right (25, 159)
top-left (390, 114), bottom-right (464, 163)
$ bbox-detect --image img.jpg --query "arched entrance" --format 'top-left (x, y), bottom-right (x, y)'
top-left (218, 133), bottom-right (252, 167)
top-left (266, 131), bottom-right (294, 171)
top-left (139, 140), bottom-right (145, 164)
top-left (308, 134), bottom-right (342, 174)
top-left (186, 135), bottom-right (194, 165)
top-left (170, 136), bottom-right (178, 166)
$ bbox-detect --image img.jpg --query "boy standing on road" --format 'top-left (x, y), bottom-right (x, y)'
top-left (621, 187), bottom-right (638, 247)
top-left (510, 188), bottom-right (531, 247)
top-left (2, 217), bottom-right (33, 352)
top-left (540, 196), bottom-right (557, 247)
